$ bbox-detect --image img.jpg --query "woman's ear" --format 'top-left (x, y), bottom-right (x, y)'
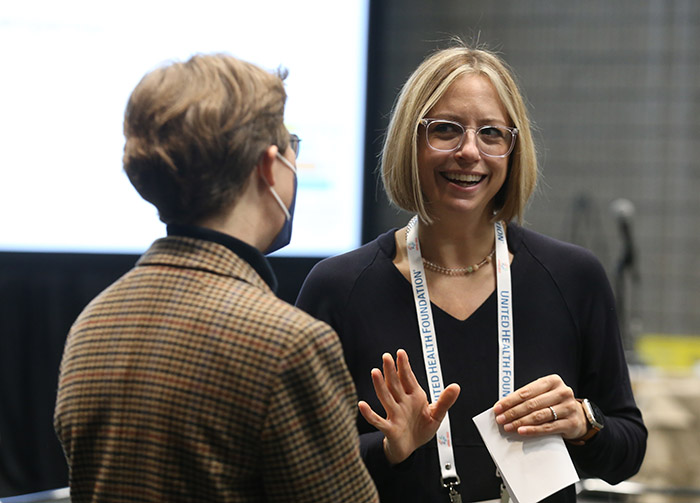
top-left (257, 145), bottom-right (279, 187)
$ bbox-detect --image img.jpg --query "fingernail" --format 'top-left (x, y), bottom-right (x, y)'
top-left (496, 414), bottom-right (506, 424)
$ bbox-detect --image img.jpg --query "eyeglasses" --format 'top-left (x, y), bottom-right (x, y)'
top-left (419, 118), bottom-right (518, 158)
top-left (289, 134), bottom-right (301, 157)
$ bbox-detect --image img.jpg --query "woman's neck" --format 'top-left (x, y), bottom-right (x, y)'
top-left (416, 213), bottom-right (497, 269)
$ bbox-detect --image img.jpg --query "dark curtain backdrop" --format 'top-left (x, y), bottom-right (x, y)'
top-left (0, 252), bottom-right (135, 496)
top-left (0, 253), bottom-right (320, 497)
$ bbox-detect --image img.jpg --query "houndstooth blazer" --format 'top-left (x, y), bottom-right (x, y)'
top-left (54, 235), bottom-right (378, 503)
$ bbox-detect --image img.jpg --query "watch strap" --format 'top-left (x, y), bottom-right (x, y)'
top-left (568, 399), bottom-right (601, 446)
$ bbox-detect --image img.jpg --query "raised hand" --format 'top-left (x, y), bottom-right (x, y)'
top-left (358, 349), bottom-right (461, 465)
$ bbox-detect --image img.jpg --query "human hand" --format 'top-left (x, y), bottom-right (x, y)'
top-left (493, 374), bottom-right (588, 440)
top-left (358, 349), bottom-right (461, 465)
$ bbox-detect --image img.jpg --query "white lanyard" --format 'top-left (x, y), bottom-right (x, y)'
top-left (494, 221), bottom-right (514, 398)
top-left (406, 216), bottom-right (513, 500)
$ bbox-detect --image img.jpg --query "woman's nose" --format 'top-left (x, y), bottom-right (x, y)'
top-left (455, 130), bottom-right (481, 160)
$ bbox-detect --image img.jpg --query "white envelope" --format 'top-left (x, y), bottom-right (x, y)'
top-left (473, 408), bottom-right (580, 503)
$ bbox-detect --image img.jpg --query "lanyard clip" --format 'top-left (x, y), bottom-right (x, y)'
top-left (500, 482), bottom-right (510, 503)
top-left (442, 476), bottom-right (462, 503)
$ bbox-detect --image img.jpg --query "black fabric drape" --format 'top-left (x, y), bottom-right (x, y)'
top-left (0, 252), bottom-right (137, 497)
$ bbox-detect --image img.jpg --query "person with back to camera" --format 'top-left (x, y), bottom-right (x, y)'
top-left (53, 53), bottom-right (380, 502)
top-left (296, 42), bottom-right (647, 502)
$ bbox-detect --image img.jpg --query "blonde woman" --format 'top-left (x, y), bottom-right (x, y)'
top-left (297, 43), bottom-right (646, 503)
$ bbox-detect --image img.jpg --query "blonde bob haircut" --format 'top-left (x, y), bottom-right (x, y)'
top-left (381, 44), bottom-right (538, 224)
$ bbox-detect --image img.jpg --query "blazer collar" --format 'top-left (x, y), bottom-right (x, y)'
top-left (138, 231), bottom-right (278, 294)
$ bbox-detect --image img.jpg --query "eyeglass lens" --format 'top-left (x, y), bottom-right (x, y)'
top-left (425, 121), bottom-right (514, 157)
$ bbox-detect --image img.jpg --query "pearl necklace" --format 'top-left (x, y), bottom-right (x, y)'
top-left (404, 220), bottom-right (495, 276)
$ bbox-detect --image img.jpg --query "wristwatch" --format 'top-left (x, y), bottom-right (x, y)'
top-left (571, 398), bottom-right (605, 445)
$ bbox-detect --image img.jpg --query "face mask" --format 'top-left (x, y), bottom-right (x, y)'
top-left (265, 152), bottom-right (297, 254)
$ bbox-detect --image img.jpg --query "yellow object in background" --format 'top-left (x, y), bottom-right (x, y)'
top-left (636, 334), bottom-right (700, 371)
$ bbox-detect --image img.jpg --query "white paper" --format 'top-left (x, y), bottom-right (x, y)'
top-left (473, 408), bottom-right (579, 503)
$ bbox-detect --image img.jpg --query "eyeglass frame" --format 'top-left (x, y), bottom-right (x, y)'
top-left (419, 118), bottom-right (518, 158)
top-left (288, 133), bottom-right (301, 157)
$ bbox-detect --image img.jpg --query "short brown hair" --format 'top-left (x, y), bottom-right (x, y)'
top-left (381, 43), bottom-right (538, 224)
top-left (123, 54), bottom-right (289, 224)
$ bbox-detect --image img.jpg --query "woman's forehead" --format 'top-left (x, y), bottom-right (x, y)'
top-left (428, 74), bottom-right (509, 124)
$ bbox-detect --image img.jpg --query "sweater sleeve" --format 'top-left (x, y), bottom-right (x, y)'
top-left (560, 246), bottom-right (647, 483)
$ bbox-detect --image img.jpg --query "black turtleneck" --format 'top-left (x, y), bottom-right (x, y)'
top-left (166, 224), bottom-right (278, 293)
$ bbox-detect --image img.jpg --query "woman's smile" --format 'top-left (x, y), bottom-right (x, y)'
top-left (440, 170), bottom-right (487, 188)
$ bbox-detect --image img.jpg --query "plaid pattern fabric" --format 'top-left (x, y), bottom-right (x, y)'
top-left (54, 236), bottom-right (378, 503)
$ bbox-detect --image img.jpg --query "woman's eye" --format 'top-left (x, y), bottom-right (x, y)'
top-left (480, 126), bottom-right (505, 138)
top-left (432, 123), bottom-right (461, 135)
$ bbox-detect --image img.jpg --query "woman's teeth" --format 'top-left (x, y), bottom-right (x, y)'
top-left (443, 172), bottom-right (484, 186)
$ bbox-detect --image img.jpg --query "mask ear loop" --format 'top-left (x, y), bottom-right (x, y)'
top-left (263, 152), bottom-right (297, 221)
top-left (275, 151), bottom-right (298, 174)
top-left (266, 183), bottom-right (291, 221)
